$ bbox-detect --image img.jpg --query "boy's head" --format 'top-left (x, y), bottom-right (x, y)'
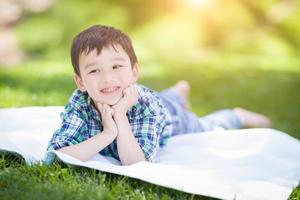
top-left (71, 25), bottom-right (139, 106)
top-left (71, 25), bottom-right (138, 76)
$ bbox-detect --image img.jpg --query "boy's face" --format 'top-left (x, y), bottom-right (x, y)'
top-left (75, 45), bottom-right (139, 106)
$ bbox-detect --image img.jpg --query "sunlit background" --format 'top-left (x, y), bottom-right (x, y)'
top-left (0, 0), bottom-right (299, 137)
top-left (1, 0), bottom-right (300, 67)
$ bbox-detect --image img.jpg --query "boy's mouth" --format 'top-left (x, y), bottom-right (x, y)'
top-left (100, 86), bottom-right (120, 94)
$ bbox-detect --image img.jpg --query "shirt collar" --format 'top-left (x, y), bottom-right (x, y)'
top-left (87, 95), bottom-right (102, 122)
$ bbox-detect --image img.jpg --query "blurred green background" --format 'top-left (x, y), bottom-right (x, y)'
top-left (0, 0), bottom-right (299, 138)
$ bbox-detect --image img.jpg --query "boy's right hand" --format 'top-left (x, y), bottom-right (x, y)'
top-left (96, 103), bottom-right (118, 138)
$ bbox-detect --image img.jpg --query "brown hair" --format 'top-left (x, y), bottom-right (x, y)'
top-left (71, 25), bottom-right (138, 76)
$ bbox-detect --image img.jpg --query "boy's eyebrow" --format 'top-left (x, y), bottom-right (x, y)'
top-left (84, 62), bottom-right (98, 69)
top-left (83, 57), bottom-right (126, 69)
top-left (110, 57), bottom-right (126, 61)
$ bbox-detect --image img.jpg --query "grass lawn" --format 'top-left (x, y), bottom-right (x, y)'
top-left (0, 54), bottom-right (299, 199)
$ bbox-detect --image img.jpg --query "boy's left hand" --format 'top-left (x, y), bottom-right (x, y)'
top-left (112, 83), bottom-right (138, 116)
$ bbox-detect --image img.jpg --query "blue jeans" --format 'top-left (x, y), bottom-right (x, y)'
top-left (158, 89), bottom-right (242, 136)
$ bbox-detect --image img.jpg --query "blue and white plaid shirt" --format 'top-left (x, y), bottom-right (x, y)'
top-left (46, 84), bottom-right (173, 163)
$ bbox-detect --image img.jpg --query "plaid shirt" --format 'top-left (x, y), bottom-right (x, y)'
top-left (46, 84), bottom-right (172, 163)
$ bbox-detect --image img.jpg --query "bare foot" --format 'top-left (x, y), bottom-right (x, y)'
top-left (170, 80), bottom-right (191, 110)
top-left (233, 107), bottom-right (272, 128)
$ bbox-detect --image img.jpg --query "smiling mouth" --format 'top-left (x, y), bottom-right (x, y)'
top-left (100, 86), bottom-right (120, 94)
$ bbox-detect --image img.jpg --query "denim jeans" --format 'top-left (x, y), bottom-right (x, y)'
top-left (158, 88), bottom-right (242, 136)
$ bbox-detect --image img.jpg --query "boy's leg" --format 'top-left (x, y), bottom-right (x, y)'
top-left (199, 109), bottom-right (243, 131)
top-left (232, 107), bottom-right (272, 128)
top-left (161, 80), bottom-right (191, 110)
top-left (159, 81), bottom-right (272, 134)
top-left (159, 81), bottom-right (201, 135)
top-left (199, 108), bottom-right (272, 131)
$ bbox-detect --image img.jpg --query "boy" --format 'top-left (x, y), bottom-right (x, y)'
top-left (45, 25), bottom-right (271, 165)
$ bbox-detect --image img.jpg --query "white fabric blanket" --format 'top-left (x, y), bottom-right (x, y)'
top-left (0, 106), bottom-right (299, 200)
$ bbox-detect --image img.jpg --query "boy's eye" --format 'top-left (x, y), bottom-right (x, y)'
top-left (89, 69), bottom-right (99, 74)
top-left (113, 65), bottom-right (123, 69)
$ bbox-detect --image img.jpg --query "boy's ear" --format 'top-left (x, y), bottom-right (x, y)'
top-left (132, 63), bottom-right (139, 82)
top-left (74, 74), bottom-right (86, 92)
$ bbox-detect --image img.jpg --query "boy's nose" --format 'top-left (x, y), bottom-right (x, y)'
top-left (101, 71), bottom-right (114, 82)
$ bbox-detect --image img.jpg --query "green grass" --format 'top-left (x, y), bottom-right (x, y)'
top-left (0, 154), bottom-right (212, 200)
top-left (0, 54), bottom-right (299, 199)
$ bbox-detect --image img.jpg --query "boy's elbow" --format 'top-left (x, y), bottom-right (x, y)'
top-left (57, 148), bottom-right (90, 162)
top-left (121, 157), bottom-right (147, 166)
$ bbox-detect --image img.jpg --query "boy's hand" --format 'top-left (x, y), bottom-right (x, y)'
top-left (96, 103), bottom-right (118, 137)
top-left (112, 83), bottom-right (138, 116)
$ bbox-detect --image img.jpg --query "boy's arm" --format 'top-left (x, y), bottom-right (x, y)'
top-left (55, 104), bottom-right (118, 162)
top-left (58, 130), bottom-right (116, 162)
top-left (112, 84), bottom-right (146, 165)
top-left (114, 113), bottom-right (146, 165)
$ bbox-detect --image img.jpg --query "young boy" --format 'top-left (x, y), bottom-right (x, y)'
top-left (45, 25), bottom-right (271, 165)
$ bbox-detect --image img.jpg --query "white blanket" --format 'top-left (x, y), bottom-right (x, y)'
top-left (0, 106), bottom-right (299, 200)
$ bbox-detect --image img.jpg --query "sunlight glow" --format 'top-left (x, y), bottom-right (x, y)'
top-left (185, 0), bottom-right (212, 8)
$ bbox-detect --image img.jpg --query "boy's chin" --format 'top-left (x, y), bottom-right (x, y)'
top-left (110, 96), bottom-right (123, 106)
top-left (97, 96), bottom-right (122, 106)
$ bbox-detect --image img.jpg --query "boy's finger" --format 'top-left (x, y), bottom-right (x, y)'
top-left (97, 102), bottom-right (102, 109)
top-left (97, 103), bottom-right (103, 113)
top-left (122, 88), bottom-right (128, 97)
top-left (109, 109), bottom-right (114, 116)
top-left (103, 105), bottom-right (110, 119)
top-left (103, 104), bottom-right (109, 112)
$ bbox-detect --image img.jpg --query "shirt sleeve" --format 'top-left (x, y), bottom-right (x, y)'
top-left (131, 97), bottom-right (172, 162)
top-left (47, 106), bottom-right (88, 151)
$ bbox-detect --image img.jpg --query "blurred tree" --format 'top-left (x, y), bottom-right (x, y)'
top-left (2, 0), bottom-right (299, 64)
top-left (0, 0), bottom-right (56, 67)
